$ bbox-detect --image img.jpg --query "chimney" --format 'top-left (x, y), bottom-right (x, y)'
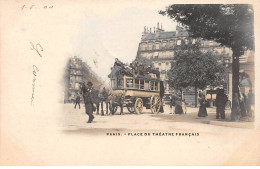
top-left (150, 27), bottom-right (151, 33)
top-left (144, 26), bottom-right (146, 33)
top-left (157, 22), bottom-right (159, 29)
top-left (154, 27), bottom-right (155, 33)
top-left (161, 23), bottom-right (162, 29)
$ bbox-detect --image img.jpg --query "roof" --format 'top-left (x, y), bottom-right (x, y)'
top-left (177, 30), bottom-right (189, 37)
top-left (142, 31), bottom-right (176, 41)
top-left (141, 30), bottom-right (189, 41)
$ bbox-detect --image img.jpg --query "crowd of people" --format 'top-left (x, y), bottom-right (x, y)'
top-left (74, 81), bottom-right (254, 123)
top-left (169, 93), bottom-right (187, 114)
top-left (168, 88), bottom-right (254, 120)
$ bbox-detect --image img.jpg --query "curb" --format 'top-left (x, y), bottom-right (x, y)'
top-left (206, 120), bottom-right (255, 129)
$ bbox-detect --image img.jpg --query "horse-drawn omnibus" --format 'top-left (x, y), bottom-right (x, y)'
top-left (108, 59), bottom-right (162, 114)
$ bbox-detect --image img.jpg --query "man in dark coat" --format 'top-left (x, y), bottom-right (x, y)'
top-left (159, 81), bottom-right (165, 113)
top-left (81, 82), bottom-right (95, 123)
top-left (216, 89), bottom-right (228, 119)
top-left (74, 92), bottom-right (81, 109)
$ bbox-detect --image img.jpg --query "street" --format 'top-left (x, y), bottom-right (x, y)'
top-left (62, 103), bottom-right (254, 132)
top-left (1, 103), bottom-right (259, 166)
top-left (59, 103), bottom-right (260, 165)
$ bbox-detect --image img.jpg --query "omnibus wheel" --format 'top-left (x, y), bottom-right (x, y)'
top-left (112, 105), bottom-right (118, 114)
top-left (150, 95), bottom-right (161, 114)
top-left (134, 98), bottom-right (143, 114)
top-left (127, 104), bottom-right (135, 113)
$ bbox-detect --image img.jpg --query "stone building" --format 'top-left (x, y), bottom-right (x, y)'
top-left (64, 56), bottom-right (104, 103)
top-left (136, 23), bottom-right (234, 104)
top-left (136, 23), bottom-right (254, 105)
top-left (64, 56), bottom-right (84, 103)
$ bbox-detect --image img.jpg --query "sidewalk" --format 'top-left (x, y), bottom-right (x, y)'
top-left (162, 105), bottom-right (255, 129)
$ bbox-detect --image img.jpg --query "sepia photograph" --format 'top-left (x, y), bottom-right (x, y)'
top-left (0, 0), bottom-right (259, 166)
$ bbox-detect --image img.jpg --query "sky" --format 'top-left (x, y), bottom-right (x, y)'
top-left (70, 2), bottom-right (177, 85)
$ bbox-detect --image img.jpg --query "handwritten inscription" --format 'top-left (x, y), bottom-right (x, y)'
top-left (30, 42), bottom-right (43, 106)
top-left (31, 65), bottom-right (39, 106)
top-left (21, 4), bottom-right (53, 10)
top-left (30, 42), bottom-right (43, 57)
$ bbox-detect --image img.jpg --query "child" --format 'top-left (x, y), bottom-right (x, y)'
top-left (182, 99), bottom-right (187, 114)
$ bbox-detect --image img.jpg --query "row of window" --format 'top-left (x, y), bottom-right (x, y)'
top-left (70, 82), bottom-right (81, 90)
top-left (139, 39), bottom-right (223, 52)
top-left (111, 78), bottom-right (160, 91)
top-left (70, 76), bottom-right (82, 81)
top-left (139, 39), bottom-right (195, 51)
top-left (157, 62), bottom-right (169, 66)
top-left (140, 51), bottom-right (174, 59)
top-left (70, 70), bottom-right (82, 74)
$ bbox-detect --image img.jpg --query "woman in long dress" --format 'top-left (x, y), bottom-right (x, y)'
top-left (198, 95), bottom-right (208, 117)
top-left (175, 95), bottom-right (183, 114)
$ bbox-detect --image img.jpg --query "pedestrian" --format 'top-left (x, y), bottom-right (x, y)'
top-left (182, 99), bottom-right (187, 114)
top-left (81, 81), bottom-right (96, 123)
top-left (198, 95), bottom-right (208, 117)
top-left (216, 89), bottom-right (228, 119)
top-left (169, 95), bottom-right (175, 114)
top-left (175, 93), bottom-right (183, 114)
top-left (74, 92), bottom-right (81, 109)
top-left (159, 81), bottom-right (164, 113)
top-left (247, 89), bottom-right (254, 117)
top-left (242, 93), bottom-right (248, 114)
top-left (239, 93), bottom-right (247, 117)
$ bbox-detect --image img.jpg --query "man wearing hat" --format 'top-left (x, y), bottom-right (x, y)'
top-left (81, 81), bottom-right (95, 123)
top-left (216, 88), bottom-right (228, 119)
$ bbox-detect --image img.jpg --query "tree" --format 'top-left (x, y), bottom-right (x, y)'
top-left (160, 4), bottom-right (254, 120)
top-left (63, 59), bottom-right (71, 103)
top-left (167, 42), bottom-right (226, 107)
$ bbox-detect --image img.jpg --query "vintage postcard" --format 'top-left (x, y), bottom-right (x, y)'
top-left (0, 0), bottom-right (260, 166)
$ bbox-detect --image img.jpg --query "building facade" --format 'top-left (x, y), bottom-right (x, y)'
top-left (64, 56), bottom-right (105, 103)
top-left (64, 56), bottom-right (84, 103)
top-left (136, 23), bottom-right (235, 104)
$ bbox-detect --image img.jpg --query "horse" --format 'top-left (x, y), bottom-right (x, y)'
top-left (99, 88), bottom-right (111, 115)
top-left (108, 90), bottom-right (125, 115)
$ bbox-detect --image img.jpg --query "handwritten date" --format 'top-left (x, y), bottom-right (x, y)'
top-left (21, 4), bottom-right (53, 10)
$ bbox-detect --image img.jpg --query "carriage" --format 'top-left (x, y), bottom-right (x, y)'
top-left (108, 59), bottom-right (162, 114)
